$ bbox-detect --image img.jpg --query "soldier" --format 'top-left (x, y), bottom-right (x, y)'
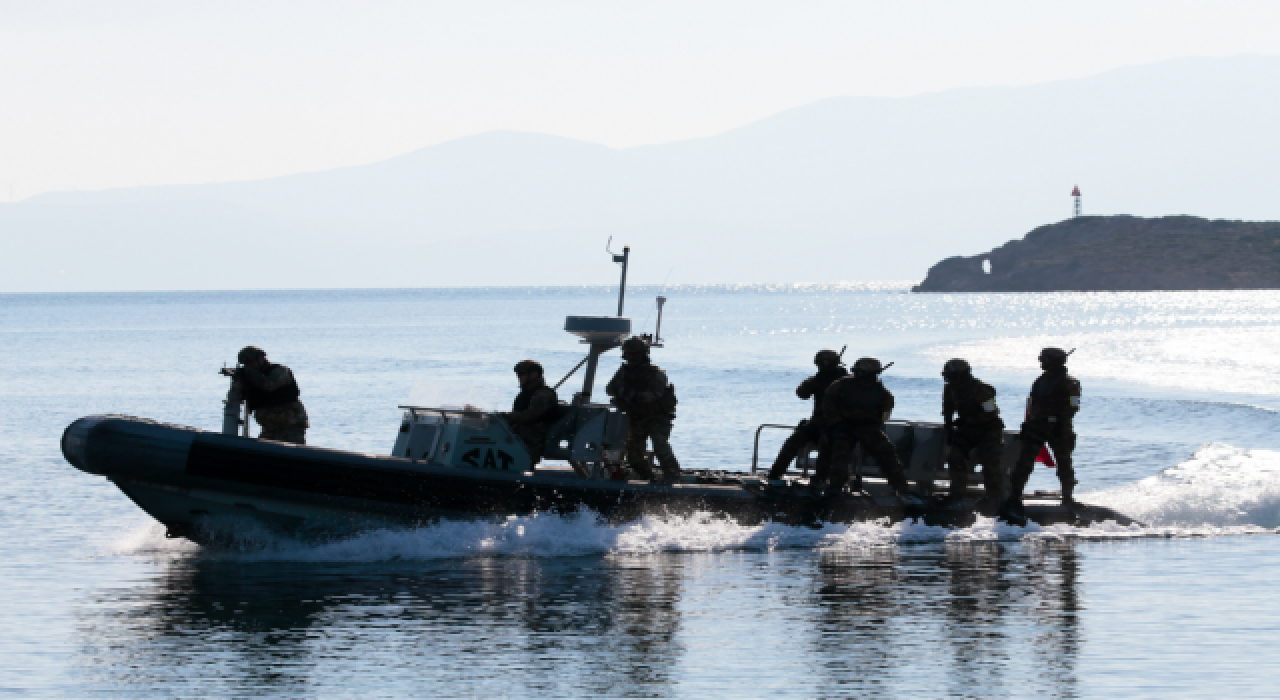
top-left (606, 336), bottom-right (680, 482)
top-left (1001, 347), bottom-right (1082, 522)
top-left (503, 359), bottom-right (559, 465)
top-left (820, 357), bottom-right (912, 499)
top-left (232, 346), bottom-right (309, 444)
top-left (767, 349), bottom-right (847, 480)
top-left (940, 358), bottom-right (1005, 513)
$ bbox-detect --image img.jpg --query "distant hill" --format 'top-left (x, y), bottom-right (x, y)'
top-left (8, 55), bottom-right (1280, 291)
top-left (912, 215), bottom-right (1280, 292)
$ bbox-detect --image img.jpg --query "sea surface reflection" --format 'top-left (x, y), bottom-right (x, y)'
top-left (76, 542), bottom-right (1085, 697)
top-left (12, 287), bottom-right (1280, 696)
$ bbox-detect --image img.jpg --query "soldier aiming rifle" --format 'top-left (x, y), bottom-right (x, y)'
top-left (221, 346), bottom-right (309, 444)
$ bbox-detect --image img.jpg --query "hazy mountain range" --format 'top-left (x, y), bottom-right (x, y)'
top-left (6, 54), bottom-right (1280, 292)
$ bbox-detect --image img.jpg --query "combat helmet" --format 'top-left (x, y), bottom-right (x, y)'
top-left (814, 349), bottom-right (842, 367)
top-left (1039, 347), bottom-right (1071, 367)
top-left (237, 345), bottom-right (266, 364)
top-left (513, 359), bottom-right (544, 375)
top-left (852, 357), bottom-right (885, 377)
top-left (621, 336), bottom-right (650, 355)
top-left (941, 358), bottom-right (972, 380)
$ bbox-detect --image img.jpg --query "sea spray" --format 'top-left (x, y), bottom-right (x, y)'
top-left (106, 443), bottom-right (1280, 562)
top-left (107, 513), bottom-right (1249, 564)
top-left (1085, 443), bottom-right (1280, 528)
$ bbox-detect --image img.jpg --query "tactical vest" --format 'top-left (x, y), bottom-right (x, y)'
top-left (615, 363), bottom-right (677, 416)
top-left (1026, 369), bottom-right (1081, 422)
top-left (802, 366), bottom-right (848, 420)
top-left (243, 363), bottom-right (301, 411)
top-left (945, 378), bottom-right (1003, 429)
top-left (513, 385), bottom-right (559, 425)
top-left (834, 378), bottom-right (890, 425)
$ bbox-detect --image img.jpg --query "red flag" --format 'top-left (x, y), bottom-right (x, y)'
top-left (1036, 445), bottom-right (1057, 468)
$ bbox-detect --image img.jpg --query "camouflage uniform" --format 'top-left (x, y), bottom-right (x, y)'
top-left (505, 383), bottom-right (559, 465)
top-left (1010, 367), bottom-right (1082, 503)
top-left (768, 364), bottom-right (848, 479)
top-left (821, 375), bottom-right (909, 495)
top-left (942, 375), bottom-right (1005, 504)
top-left (606, 360), bottom-right (680, 481)
top-left (237, 363), bottom-right (308, 444)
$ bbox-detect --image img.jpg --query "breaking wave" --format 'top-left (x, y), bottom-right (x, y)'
top-left (110, 444), bottom-right (1280, 562)
top-left (1085, 443), bottom-right (1280, 529)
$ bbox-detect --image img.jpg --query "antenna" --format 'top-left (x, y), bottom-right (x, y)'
top-left (1072, 185), bottom-right (1082, 218)
top-left (606, 236), bottom-right (630, 317)
top-left (652, 296), bottom-right (667, 347)
top-left (562, 240), bottom-right (635, 405)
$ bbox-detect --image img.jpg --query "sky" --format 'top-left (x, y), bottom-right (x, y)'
top-left (4, 1), bottom-right (1280, 200)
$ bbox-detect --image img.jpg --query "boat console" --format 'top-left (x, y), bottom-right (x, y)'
top-left (393, 240), bottom-right (651, 479)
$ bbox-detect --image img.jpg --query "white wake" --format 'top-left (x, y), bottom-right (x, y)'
top-left (110, 444), bottom-right (1280, 562)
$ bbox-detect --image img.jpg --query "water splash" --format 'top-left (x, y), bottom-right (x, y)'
top-left (1085, 443), bottom-right (1280, 529)
top-left (108, 443), bottom-right (1280, 562)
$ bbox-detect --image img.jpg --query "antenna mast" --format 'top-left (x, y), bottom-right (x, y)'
top-left (607, 237), bottom-right (630, 317)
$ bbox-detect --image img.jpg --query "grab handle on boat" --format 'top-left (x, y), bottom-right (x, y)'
top-left (751, 423), bottom-right (800, 474)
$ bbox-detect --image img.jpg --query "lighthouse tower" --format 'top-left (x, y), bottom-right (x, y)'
top-left (1071, 185), bottom-right (1082, 217)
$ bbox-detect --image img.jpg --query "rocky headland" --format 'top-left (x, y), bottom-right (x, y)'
top-left (912, 215), bottom-right (1280, 292)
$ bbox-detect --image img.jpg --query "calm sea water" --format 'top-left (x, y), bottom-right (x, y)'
top-left (4, 285), bottom-right (1280, 697)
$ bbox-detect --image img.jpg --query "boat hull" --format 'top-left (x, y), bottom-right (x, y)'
top-left (63, 415), bottom-right (1137, 542)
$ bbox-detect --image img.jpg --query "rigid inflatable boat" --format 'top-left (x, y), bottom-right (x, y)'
top-left (60, 246), bottom-right (1136, 542)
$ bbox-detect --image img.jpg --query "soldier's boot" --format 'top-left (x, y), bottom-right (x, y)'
top-left (974, 465), bottom-right (1005, 516)
top-left (866, 435), bottom-right (912, 499)
top-left (809, 453), bottom-right (832, 491)
top-left (824, 459), bottom-right (851, 499)
top-left (1060, 477), bottom-right (1080, 520)
top-left (1057, 459), bottom-right (1078, 505)
top-left (650, 433), bottom-right (681, 483)
top-left (849, 466), bottom-right (863, 495)
top-left (882, 458), bottom-right (911, 498)
top-left (890, 475), bottom-right (912, 500)
top-left (627, 450), bottom-right (656, 481)
top-left (999, 462), bottom-right (1034, 525)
